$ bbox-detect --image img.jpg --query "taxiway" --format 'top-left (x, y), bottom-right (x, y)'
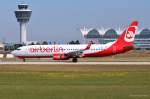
top-left (0, 62), bottom-right (150, 65)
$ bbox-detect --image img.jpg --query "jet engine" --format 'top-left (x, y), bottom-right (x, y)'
top-left (53, 54), bottom-right (69, 60)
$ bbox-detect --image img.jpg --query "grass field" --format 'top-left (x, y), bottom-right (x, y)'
top-left (0, 64), bottom-right (150, 99)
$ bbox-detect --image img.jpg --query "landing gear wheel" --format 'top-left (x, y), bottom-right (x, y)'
top-left (72, 58), bottom-right (78, 62)
top-left (23, 58), bottom-right (26, 62)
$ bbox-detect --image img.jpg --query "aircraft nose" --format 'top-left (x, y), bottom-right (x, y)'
top-left (11, 50), bottom-right (17, 56)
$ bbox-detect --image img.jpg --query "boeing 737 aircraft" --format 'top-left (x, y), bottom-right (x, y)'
top-left (11, 21), bottom-right (139, 62)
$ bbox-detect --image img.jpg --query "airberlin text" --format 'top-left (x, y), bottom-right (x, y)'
top-left (29, 46), bottom-right (64, 53)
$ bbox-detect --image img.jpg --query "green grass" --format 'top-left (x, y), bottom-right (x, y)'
top-left (0, 71), bottom-right (150, 99)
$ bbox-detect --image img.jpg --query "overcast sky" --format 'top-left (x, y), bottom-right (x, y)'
top-left (0, 0), bottom-right (150, 43)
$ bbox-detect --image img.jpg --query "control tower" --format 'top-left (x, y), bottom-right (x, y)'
top-left (15, 3), bottom-right (32, 44)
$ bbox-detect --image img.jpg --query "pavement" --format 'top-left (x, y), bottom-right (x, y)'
top-left (0, 62), bottom-right (150, 65)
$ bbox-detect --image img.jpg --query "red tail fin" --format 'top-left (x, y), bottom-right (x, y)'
top-left (115, 21), bottom-right (139, 46)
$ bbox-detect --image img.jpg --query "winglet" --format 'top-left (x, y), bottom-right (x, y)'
top-left (84, 41), bottom-right (93, 50)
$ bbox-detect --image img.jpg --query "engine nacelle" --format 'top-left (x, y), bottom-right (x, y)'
top-left (53, 54), bottom-right (69, 60)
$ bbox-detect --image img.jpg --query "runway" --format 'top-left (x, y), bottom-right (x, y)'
top-left (0, 62), bottom-right (150, 65)
top-left (0, 61), bottom-right (149, 72)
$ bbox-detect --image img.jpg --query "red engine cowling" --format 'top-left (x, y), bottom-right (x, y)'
top-left (53, 54), bottom-right (69, 60)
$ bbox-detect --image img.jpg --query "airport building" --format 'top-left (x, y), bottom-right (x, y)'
top-left (81, 28), bottom-right (150, 49)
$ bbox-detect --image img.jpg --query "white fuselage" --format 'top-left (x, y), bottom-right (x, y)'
top-left (12, 42), bottom-right (115, 57)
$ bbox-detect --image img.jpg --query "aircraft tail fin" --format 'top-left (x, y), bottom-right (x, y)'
top-left (115, 21), bottom-right (139, 46)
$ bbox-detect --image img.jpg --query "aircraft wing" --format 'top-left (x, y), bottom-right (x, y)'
top-left (66, 42), bottom-right (92, 58)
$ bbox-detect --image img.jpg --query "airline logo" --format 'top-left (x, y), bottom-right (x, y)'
top-left (29, 46), bottom-right (64, 53)
top-left (124, 24), bottom-right (138, 43)
top-left (124, 21), bottom-right (138, 42)
top-left (124, 30), bottom-right (135, 42)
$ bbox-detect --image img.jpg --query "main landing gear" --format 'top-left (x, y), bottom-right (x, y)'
top-left (23, 58), bottom-right (26, 62)
top-left (72, 58), bottom-right (78, 62)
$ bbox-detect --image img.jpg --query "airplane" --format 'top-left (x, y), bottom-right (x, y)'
top-left (11, 21), bottom-right (139, 62)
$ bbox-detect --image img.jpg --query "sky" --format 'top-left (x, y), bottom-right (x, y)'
top-left (0, 0), bottom-right (150, 43)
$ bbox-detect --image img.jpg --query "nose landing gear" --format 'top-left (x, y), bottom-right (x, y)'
top-left (72, 58), bottom-right (78, 62)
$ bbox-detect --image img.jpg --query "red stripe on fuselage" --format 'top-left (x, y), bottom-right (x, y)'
top-left (83, 44), bottom-right (134, 57)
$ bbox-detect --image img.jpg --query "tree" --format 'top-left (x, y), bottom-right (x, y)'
top-left (49, 42), bottom-right (52, 45)
top-left (69, 40), bottom-right (75, 44)
top-left (36, 42), bottom-right (40, 45)
top-left (30, 42), bottom-right (35, 45)
top-left (14, 44), bottom-right (23, 50)
top-left (68, 40), bottom-right (80, 44)
top-left (42, 41), bottom-right (48, 45)
top-left (75, 40), bottom-right (80, 44)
